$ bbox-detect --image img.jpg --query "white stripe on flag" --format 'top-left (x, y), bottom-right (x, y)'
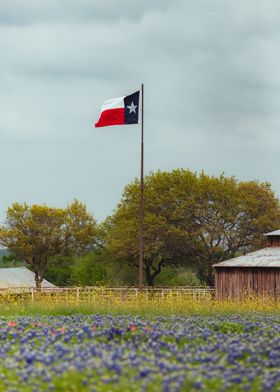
top-left (101, 96), bottom-right (125, 112)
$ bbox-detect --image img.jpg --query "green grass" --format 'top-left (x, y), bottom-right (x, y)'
top-left (0, 300), bottom-right (278, 317)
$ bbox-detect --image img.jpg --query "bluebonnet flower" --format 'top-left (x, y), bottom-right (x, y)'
top-left (0, 314), bottom-right (279, 391)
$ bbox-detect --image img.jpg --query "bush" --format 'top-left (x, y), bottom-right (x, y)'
top-left (154, 267), bottom-right (202, 286)
top-left (45, 253), bottom-right (107, 286)
top-left (69, 253), bottom-right (107, 286)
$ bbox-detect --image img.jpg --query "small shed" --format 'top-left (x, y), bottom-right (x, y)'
top-left (0, 267), bottom-right (55, 289)
top-left (213, 230), bottom-right (280, 299)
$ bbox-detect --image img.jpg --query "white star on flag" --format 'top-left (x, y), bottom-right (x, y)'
top-left (127, 101), bottom-right (137, 114)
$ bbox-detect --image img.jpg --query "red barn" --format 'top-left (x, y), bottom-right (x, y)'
top-left (213, 230), bottom-right (280, 299)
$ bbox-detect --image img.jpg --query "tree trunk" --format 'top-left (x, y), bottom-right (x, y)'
top-left (196, 258), bottom-right (215, 286)
top-left (205, 267), bottom-right (214, 286)
top-left (145, 271), bottom-right (155, 286)
top-left (35, 271), bottom-right (43, 288)
top-left (145, 261), bottom-right (162, 287)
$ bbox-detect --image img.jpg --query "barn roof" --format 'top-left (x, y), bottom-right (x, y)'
top-left (0, 267), bottom-right (55, 288)
top-left (264, 229), bottom-right (280, 236)
top-left (213, 247), bottom-right (280, 268)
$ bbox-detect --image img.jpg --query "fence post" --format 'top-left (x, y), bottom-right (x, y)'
top-left (76, 287), bottom-right (80, 303)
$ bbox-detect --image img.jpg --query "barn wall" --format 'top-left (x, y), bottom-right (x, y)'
top-left (268, 236), bottom-right (280, 247)
top-left (214, 267), bottom-right (280, 299)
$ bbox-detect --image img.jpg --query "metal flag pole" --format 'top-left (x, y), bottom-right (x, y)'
top-left (139, 83), bottom-right (144, 290)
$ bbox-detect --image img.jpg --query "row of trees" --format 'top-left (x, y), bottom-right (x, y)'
top-left (0, 170), bottom-right (280, 287)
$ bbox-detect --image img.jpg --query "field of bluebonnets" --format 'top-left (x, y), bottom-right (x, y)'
top-left (0, 293), bottom-right (280, 391)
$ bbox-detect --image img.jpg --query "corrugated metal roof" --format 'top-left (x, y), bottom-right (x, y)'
top-left (264, 229), bottom-right (280, 236)
top-left (0, 267), bottom-right (55, 288)
top-left (213, 247), bottom-right (280, 268)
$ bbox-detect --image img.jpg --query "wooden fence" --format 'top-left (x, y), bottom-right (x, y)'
top-left (0, 286), bottom-right (215, 303)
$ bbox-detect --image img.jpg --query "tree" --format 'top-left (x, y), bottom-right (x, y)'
top-left (43, 256), bottom-right (73, 287)
top-left (104, 170), bottom-right (198, 286)
top-left (68, 253), bottom-right (107, 286)
top-left (0, 253), bottom-right (24, 268)
top-left (105, 170), bottom-right (280, 286)
top-left (0, 200), bottom-right (98, 287)
top-left (186, 174), bottom-right (280, 284)
top-left (45, 253), bottom-right (107, 287)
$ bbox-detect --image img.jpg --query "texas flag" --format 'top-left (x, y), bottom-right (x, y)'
top-left (95, 91), bottom-right (140, 127)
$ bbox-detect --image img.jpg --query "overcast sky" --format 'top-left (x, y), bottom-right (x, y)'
top-left (0, 0), bottom-right (279, 222)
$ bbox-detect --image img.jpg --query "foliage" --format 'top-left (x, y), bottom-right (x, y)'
top-left (68, 253), bottom-right (107, 286)
top-left (0, 169), bottom-right (279, 289)
top-left (154, 267), bottom-right (202, 286)
top-left (188, 174), bottom-right (280, 284)
top-left (0, 200), bottom-right (98, 287)
top-left (104, 170), bottom-right (198, 286)
top-left (45, 251), bottom-right (202, 288)
top-left (100, 259), bottom-right (137, 286)
top-left (44, 256), bottom-right (73, 287)
top-left (45, 252), bottom-right (130, 287)
top-left (214, 320), bottom-right (246, 334)
top-left (0, 253), bottom-right (25, 268)
top-left (105, 170), bottom-right (280, 285)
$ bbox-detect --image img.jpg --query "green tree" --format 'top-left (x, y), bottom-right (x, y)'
top-left (0, 253), bottom-right (25, 268)
top-left (154, 267), bottom-right (202, 286)
top-left (105, 170), bottom-right (280, 286)
top-left (69, 253), bottom-right (107, 286)
top-left (0, 200), bottom-right (98, 287)
top-left (186, 174), bottom-right (280, 284)
top-left (44, 256), bottom-right (72, 286)
top-left (105, 170), bottom-right (198, 286)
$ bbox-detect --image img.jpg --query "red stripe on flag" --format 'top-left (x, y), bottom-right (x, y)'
top-left (95, 108), bottom-right (125, 127)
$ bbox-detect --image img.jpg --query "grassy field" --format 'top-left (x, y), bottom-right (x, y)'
top-left (0, 290), bottom-right (278, 317)
top-left (0, 293), bottom-right (279, 391)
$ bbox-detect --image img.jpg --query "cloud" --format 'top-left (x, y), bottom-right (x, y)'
top-left (0, 0), bottom-right (279, 221)
top-left (0, 0), bottom-right (171, 25)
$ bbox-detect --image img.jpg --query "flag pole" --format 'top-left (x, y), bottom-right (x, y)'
top-left (139, 83), bottom-right (144, 290)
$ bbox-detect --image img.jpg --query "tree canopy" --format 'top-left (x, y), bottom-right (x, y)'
top-left (1, 169), bottom-right (279, 288)
top-left (0, 200), bottom-right (98, 287)
top-left (105, 170), bottom-right (280, 285)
